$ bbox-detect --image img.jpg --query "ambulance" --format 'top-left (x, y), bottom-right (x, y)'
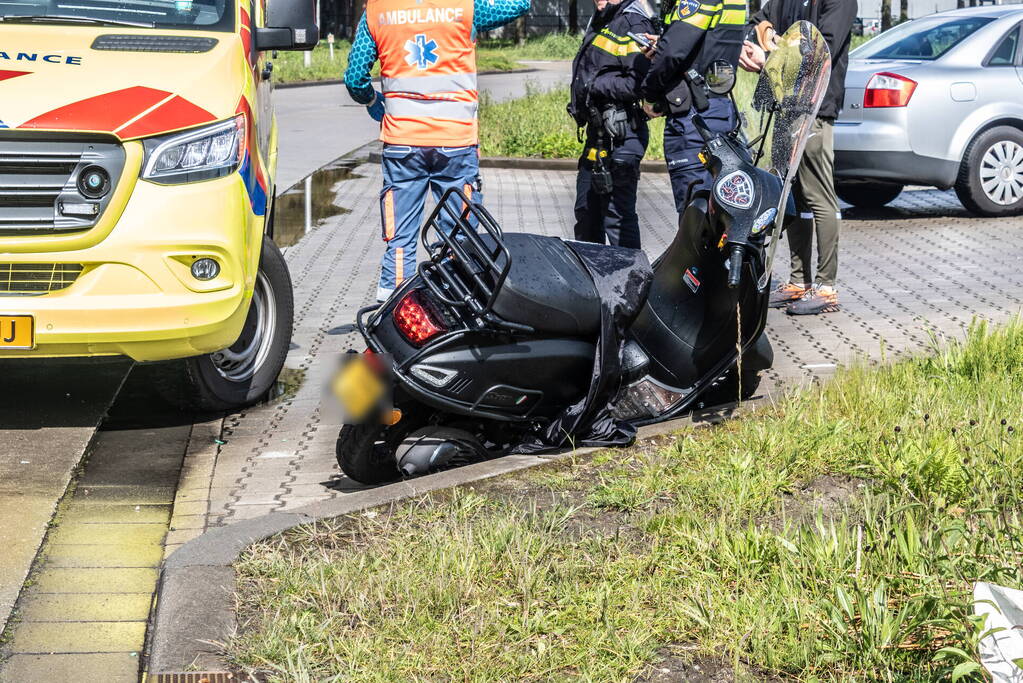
top-left (0, 0), bottom-right (316, 409)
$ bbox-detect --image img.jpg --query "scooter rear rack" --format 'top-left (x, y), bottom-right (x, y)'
top-left (417, 188), bottom-right (533, 333)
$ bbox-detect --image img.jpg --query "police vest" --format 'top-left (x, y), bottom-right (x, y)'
top-left (366, 0), bottom-right (477, 147)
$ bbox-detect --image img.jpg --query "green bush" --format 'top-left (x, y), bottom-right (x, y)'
top-left (478, 32), bottom-right (583, 61)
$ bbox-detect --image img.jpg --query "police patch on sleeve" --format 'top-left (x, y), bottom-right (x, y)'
top-left (675, 0), bottom-right (701, 20)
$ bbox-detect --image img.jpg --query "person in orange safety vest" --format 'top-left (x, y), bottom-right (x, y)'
top-left (344, 0), bottom-right (531, 301)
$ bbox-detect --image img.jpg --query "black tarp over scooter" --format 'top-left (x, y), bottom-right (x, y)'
top-left (334, 22), bottom-right (832, 484)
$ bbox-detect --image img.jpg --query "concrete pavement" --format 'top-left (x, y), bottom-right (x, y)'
top-left (272, 61), bottom-right (572, 191)
top-left (0, 62), bottom-right (572, 682)
top-left (0, 361), bottom-right (129, 636)
top-left (166, 160), bottom-right (1023, 535)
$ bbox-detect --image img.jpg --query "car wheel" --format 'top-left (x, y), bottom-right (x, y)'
top-left (153, 234), bottom-right (294, 412)
top-left (836, 181), bottom-right (904, 208)
top-left (955, 126), bottom-right (1023, 217)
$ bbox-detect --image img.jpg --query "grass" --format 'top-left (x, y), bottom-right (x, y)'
top-left (479, 83), bottom-right (669, 160)
top-left (229, 319), bottom-right (1023, 681)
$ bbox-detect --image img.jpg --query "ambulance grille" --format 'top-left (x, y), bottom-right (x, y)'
top-left (0, 263), bottom-right (84, 294)
top-left (0, 135), bottom-right (125, 236)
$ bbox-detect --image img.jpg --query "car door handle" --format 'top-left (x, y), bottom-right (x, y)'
top-left (261, 62), bottom-right (274, 80)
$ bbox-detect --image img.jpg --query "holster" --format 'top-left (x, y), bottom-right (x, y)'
top-left (664, 80), bottom-right (693, 115)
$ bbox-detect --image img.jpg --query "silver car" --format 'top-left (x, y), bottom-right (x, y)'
top-left (834, 6), bottom-right (1023, 216)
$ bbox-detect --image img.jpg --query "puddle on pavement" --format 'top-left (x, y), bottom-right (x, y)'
top-left (273, 158), bottom-right (364, 248)
top-left (267, 366), bottom-right (307, 403)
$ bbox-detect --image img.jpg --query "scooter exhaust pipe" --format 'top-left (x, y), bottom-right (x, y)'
top-left (726, 245), bottom-right (744, 288)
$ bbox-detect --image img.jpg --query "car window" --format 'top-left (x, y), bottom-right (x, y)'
top-left (0, 0), bottom-right (233, 31)
top-left (988, 26), bottom-right (1020, 65)
top-left (853, 16), bottom-right (995, 60)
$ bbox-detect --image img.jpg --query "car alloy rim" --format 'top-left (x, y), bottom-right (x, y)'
top-left (980, 140), bottom-right (1023, 206)
top-left (210, 270), bottom-right (277, 383)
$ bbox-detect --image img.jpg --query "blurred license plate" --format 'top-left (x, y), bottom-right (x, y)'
top-left (333, 355), bottom-right (386, 421)
top-left (0, 315), bottom-right (33, 349)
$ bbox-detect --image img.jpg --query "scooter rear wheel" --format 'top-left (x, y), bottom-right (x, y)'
top-left (336, 414), bottom-right (425, 485)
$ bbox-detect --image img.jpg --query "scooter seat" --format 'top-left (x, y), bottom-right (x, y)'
top-left (491, 233), bottom-right (601, 336)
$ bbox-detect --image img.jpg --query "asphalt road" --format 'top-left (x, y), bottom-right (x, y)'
top-left (273, 61), bottom-right (572, 191)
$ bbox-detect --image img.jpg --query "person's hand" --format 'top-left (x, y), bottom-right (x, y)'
top-left (642, 101), bottom-right (663, 119)
top-left (639, 33), bottom-right (659, 59)
top-left (739, 40), bottom-right (767, 73)
top-left (367, 90), bottom-right (385, 122)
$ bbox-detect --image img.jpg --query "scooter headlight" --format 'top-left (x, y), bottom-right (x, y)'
top-left (715, 170), bottom-right (755, 209)
top-left (141, 115), bottom-right (246, 184)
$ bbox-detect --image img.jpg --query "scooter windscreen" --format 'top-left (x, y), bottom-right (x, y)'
top-left (738, 21), bottom-right (832, 287)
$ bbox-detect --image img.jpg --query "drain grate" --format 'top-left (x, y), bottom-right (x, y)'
top-left (151, 673), bottom-right (262, 683)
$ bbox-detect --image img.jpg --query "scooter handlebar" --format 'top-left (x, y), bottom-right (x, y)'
top-left (691, 114), bottom-right (714, 144)
top-left (727, 245), bottom-right (743, 288)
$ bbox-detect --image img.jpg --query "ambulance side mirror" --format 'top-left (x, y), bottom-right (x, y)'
top-left (256, 0), bottom-right (319, 51)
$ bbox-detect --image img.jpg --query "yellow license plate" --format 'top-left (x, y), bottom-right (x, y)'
top-left (0, 315), bottom-right (34, 349)
top-left (331, 356), bottom-right (385, 421)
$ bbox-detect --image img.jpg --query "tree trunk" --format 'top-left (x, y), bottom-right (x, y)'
top-left (899, 0), bottom-right (908, 23)
top-left (881, 0), bottom-right (892, 32)
top-left (569, 0), bottom-right (578, 33)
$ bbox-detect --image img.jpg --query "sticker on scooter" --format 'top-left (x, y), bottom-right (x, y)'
top-left (683, 267), bottom-right (701, 293)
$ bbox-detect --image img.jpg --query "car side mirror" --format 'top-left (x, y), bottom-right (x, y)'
top-left (255, 0), bottom-right (319, 51)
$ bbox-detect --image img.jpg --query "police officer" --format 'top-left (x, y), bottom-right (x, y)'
top-left (640, 0), bottom-right (747, 214)
top-left (569, 0), bottom-right (659, 249)
top-left (344, 0), bottom-right (530, 302)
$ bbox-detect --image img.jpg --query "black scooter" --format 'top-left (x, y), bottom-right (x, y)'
top-left (335, 24), bottom-right (832, 484)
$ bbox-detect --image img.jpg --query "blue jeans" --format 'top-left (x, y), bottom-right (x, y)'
top-left (663, 97), bottom-right (737, 213)
top-left (378, 144), bottom-right (481, 297)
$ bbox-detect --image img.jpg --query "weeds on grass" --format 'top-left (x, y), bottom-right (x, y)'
top-left (232, 320), bottom-right (1023, 681)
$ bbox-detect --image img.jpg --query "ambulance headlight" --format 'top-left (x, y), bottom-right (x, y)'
top-left (142, 115), bottom-right (246, 184)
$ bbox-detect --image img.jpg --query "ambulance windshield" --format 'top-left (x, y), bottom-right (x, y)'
top-left (0, 0), bottom-right (232, 31)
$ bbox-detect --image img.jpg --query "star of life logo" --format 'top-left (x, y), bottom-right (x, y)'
top-left (404, 33), bottom-right (438, 70)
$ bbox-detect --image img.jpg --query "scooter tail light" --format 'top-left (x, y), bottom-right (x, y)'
top-left (393, 290), bottom-right (447, 346)
top-left (863, 72), bottom-right (917, 108)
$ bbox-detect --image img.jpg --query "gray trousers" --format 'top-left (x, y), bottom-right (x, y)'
top-left (788, 117), bottom-right (841, 287)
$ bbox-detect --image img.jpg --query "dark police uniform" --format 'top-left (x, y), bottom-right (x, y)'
top-left (641, 0), bottom-right (747, 213)
top-left (568, 0), bottom-right (658, 249)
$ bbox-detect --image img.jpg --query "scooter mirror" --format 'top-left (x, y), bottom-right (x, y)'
top-left (705, 60), bottom-right (736, 95)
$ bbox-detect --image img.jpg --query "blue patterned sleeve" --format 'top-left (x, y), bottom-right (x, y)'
top-left (344, 14), bottom-right (378, 105)
top-left (474, 0), bottom-right (531, 33)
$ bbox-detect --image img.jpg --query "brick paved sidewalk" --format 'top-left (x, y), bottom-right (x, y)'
top-left (166, 161), bottom-right (1023, 542)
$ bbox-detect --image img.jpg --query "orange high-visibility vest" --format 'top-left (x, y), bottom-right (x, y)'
top-left (366, 0), bottom-right (478, 147)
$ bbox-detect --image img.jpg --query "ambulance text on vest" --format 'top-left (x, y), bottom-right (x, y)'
top-left (378, 7), bottom-right (465, 25)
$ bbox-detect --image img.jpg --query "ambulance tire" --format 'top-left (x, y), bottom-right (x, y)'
top-left (153, 235), bottom-right (294, 412)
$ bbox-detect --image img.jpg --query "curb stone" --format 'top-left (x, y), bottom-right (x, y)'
top-left (145, 410), bottom-right (733, 676)
top-left (274, 68), bottom-right (538, 90)
top-left (366, 150), bottom-right (669, 173)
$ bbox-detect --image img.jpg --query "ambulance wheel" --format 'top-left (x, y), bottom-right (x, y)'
top-left (154, 235), bottom-right (294, 412)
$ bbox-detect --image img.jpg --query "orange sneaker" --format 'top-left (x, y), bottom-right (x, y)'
top-left (769, 282), bottom-right (810, 308)
top-left (787, 284), bottom-right (840, 315)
